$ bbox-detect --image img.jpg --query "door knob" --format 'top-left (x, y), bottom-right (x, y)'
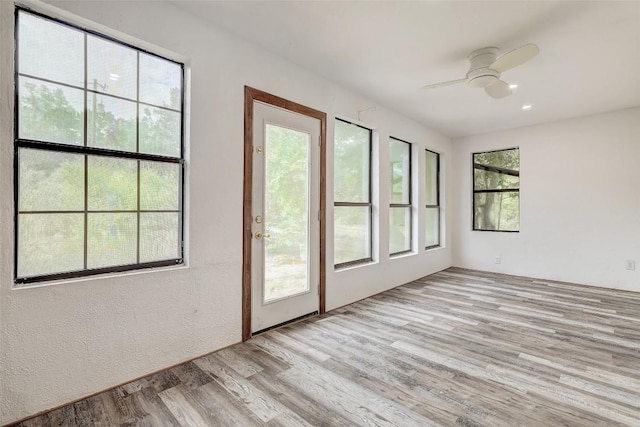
top-left (254, 231), bottom-right (271, 239)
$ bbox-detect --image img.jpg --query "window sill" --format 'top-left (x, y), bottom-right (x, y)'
top-left (390, 250), bottom-right (415, 259)
top-left (334, 259), bottom-right (377, 272)
top-left (12, 263), bottom-right (189, 290)
top-left (472, 229), bottom-right (520, 233)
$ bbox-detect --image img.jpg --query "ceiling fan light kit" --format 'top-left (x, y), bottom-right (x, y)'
top-left (466, 46), bottom-right (500, 88)
top-left (422, 43), bottom-right (539, 99)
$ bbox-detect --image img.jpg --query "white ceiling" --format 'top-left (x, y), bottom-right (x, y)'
top-left (174, 1), bottom-right (640, 138)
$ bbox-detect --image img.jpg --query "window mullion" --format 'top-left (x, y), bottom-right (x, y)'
top-left (15, 140), bottom-right (182, 163)
top-left (136, 51), bottom-right (141, 265)
top-left (83, 154), bottom-right (88, 270)
top-left (334, 201), bottom-right (371, 207)
top-left (136, 161), bottom-right (141, 264)
top-left (83, 32), bottom-right (88, 270)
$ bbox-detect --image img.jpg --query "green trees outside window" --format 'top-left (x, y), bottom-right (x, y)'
top-left (473, 148), bottom-right (520, 232)
top-left (389, 138), bottom-right (412, 255)
top-left (334, 119), bottom-right (372, 267)
top-left (425, 149), bottom-right (440, 248)
top-left (15, 10), bottom-right (184, 283)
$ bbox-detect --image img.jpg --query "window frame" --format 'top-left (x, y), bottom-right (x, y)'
top-left (425, 148), bottom-right (441, 249)
top-left (333, 118), bottom-right (373, 269)
top-left (389, 137), bottom-right (412, 257)
top-left (472, 147), bottom-right (520, 233)
top-left (13, 7), bottom-right (185, 284)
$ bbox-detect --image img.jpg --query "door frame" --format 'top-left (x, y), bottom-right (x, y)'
top-left (243, 86), bottom-right (327, 341)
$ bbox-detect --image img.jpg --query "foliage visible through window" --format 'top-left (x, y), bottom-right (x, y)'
top-left (473, 148), bottom-right (519, 232)
top-left (334, 119), bottom-right (372, 267)
top-left (15, 10), bottom-right (184, 283)
top-left (263, 124), bottom-right (310, 301)
top-left (425, 149), bottom-right (440, 248)
top-left (389, 138), bottom-right (411, 255)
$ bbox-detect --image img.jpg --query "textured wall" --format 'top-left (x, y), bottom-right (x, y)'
top-left (452, 108), bottom-right (640, 292)
top-left (0, 1), bottom-right (452, 424)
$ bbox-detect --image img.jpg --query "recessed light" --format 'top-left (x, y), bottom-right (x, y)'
top-left (109, 73), bottom-right (120, 81)
top-left (509, 83), bottom-right (518, 89)
top-left (522, 104), bottom-right (532, 110)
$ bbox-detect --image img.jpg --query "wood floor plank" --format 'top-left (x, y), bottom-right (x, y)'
top-left (193, 380), bottom-right (266, 426)
top-left (193, 356), bottom-right (284, 423)
top-left (249, 369), bottom-right (355, 426)
top-left (158, 386), bottom-right (210, 427)
top-left (11, 268), bottom-right (640, 427)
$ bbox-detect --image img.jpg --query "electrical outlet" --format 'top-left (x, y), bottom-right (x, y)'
top-left (625, 260), bottom-right (636, 271)
top-left (495, 256), bottom-right (501, 264)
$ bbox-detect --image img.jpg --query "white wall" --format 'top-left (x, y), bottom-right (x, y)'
top-left (452, 107), bottom-right (640, 292)
top-left (0, 1), bottom-right (452, 423)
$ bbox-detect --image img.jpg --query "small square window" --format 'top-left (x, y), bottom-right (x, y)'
top-left (472, 148), bottom-right (520, 232)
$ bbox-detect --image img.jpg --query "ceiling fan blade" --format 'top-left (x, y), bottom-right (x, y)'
top-left (485, 80), bottom-right (512, 99)
top-left (421, 78), bottom-right (467, 90)
top-left (490, 43), bottom-right (539, 73)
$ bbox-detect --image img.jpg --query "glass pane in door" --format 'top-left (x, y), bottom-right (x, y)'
top-left (263, 124), bottom-right (310, 302)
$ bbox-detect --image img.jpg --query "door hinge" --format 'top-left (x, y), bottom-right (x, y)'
top-left (317, 286), bottom-right (320, 295)
top-left (317, 210), bottom-right (321, 221)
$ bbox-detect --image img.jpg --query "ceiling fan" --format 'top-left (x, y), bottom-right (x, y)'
top-left (422, 44), bottom-right (539, 99)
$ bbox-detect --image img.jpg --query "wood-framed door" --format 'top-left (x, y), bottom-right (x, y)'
top-left (243, 87), bottom-right (326, 340)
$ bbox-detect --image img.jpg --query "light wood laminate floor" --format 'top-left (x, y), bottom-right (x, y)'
top-left (13, 268), bottom-right (640, 426)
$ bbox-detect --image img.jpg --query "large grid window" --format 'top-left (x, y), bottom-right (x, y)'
top-left (15, 9), bottom-right (184, 283)
top-left (473, 148), bottom-right (519, 232)
top-left (334, 119), bottom-right (372, 267)
top-left (425, 149), bottom-right (440, 248)
top-left (389, 138), bottom-right (411, 255)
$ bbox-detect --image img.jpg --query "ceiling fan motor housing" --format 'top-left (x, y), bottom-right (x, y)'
top-left (467, 47), bottom-right (500, 88)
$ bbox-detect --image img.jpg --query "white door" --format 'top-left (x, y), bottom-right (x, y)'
top-left (251, 101), bottom-right (320, 333)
